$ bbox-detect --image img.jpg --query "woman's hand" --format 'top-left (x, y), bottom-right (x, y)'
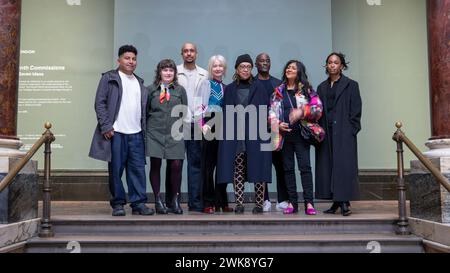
top-left (289, 108), bottom-right (303, 124)
top-left (279, 122), bottom-right (292, 132)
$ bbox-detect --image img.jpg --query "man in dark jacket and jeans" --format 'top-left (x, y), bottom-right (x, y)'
top-left (89, 45), bottom-right (153, 216)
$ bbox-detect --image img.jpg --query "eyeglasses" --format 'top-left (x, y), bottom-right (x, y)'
top-left (238, 65), bottom-right (252, 71)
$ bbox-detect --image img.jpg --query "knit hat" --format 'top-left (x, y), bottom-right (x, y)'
top-left (235, 54), bottom-right (253, 69)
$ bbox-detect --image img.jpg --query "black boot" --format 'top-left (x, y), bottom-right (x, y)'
top-left (155, 194), bottom-right (168, 214)
top-left (235, 204), bottom-right (245, 214)
top-left (341, 201), bottom-right (352, 216)
top-left (170, 194), bottom-right (183, 215)
top-left (323, 202), bottom-right (340, 214)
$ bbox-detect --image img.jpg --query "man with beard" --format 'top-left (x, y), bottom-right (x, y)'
top-left (173, 42), bottom-right (209, 212)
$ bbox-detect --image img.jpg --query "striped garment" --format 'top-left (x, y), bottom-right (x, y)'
top-left (206, 79), bottom-right (224, 113)
top-left (199, 79), bottom-right (224, 127)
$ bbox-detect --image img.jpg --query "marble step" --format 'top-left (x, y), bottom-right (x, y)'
top-left (38, 170), bottom-right (400, 201)
top-left (49, 216), bottom-right (398, 236)
top-left (25, 233), bottom-right (423, 253)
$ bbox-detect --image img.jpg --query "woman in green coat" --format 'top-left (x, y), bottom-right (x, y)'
top-left (146, 59), bottom-right (188, 214)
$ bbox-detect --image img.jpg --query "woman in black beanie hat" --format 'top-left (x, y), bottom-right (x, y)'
top-left (234, 54), bottom-right (253, 70)
top-left (217, 54), bottom-right (272, 214)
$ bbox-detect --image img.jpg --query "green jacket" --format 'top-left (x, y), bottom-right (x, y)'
top-left (146, 83), bottom-right (188, 159)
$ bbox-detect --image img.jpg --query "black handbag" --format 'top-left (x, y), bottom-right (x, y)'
top-left (299, 122), bottom-right (320, 146)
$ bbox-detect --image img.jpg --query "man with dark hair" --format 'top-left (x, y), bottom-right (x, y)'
top-left (89, 45), bottom-right (154, 216)
top-left (255, 53), bottom-right (289, 212)
top-left (174, 42), bottom-right (208, 212)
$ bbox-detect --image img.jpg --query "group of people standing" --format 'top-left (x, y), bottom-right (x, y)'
top-left (89, 42), bottom-right (362, 217)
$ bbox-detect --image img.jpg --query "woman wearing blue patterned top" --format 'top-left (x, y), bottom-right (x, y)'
top-left (197, 55), bottom-right (233, 214)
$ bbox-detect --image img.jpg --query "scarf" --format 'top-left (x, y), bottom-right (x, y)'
top-left (159, 82), bottom-right (174, 104)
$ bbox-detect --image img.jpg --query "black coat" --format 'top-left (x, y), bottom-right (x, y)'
top-left (217, 80), bottom-right (272, 184)
top-left (315, 75), bottom-right (362, 201)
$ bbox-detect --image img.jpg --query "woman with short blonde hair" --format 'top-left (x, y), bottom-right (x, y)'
top-left (197, 54), bottom-right (233, 214)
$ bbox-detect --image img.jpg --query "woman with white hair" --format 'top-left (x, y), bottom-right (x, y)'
top-left (196, 55), bottom-right (233, 214)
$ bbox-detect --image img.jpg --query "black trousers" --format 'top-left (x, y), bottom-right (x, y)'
top-left (281, 132), bottom-right (314, 210)
top-left (201, 135), bottom-right (229, 208)
top-left (264, 151), bottom-right (289, 202)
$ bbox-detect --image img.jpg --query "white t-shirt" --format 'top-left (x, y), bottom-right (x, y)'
top-left (113, 71), bottom-right (142, 134)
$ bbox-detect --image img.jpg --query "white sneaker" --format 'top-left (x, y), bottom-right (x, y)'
top-left (276, 201), bottom-right (289, 211)
top-left (263, 200), bottom-right (272, 212)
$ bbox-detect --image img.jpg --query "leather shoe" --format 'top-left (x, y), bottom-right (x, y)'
top-left (305, 202), bottom-right (317, 215)
top-left (341, 202), bottom-right (352, 216)
top-left (132, 204), bottom-right (155, 216)
top-left (155, 194), bottom-right (168, 214)
top-left (112, 205), bottom-right (126, 216)
top-left (323, 202), bottom-right (341, 214)
top-left (252, 206), bottom-right (264, 214)
top-left (169, 194), bottom-right (183, 214)
top-left (235, 204), bottom-right (245, 214)
top-left (203, 207), bottom-right (215, 214)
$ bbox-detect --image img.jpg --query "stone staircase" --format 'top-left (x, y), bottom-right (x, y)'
top-left (24, 201), bottom-right (424, 253)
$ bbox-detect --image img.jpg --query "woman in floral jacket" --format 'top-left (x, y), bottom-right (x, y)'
top-left (268, 60), bottom-right (324, 214)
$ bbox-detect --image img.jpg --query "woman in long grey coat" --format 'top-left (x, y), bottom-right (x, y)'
top-left (315, 52), bottom-right (362, 216)
top-left (146, 59), bottom-right (188, 215)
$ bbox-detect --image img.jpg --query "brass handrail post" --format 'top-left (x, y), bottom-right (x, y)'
top-left (392, 122), bottom-right (411, 235)
top-left (39, 122), bottom-right (55, 238)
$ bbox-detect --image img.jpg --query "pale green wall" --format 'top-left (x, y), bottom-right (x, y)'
top-left (18, 0), bottom-right (115, 170)
top-left (331, 0), bottom-right (430, 169)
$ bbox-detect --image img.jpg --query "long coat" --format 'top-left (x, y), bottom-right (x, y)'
top-left (89, 69), bottom-right (148, 162)
top-left (315, 75), bottom-right (362, 201)
top-left (146, 84), bottom-right (188, 160)
top-left (217, 80), bottom-right (272, 184)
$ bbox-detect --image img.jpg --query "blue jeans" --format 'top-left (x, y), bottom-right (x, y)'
top-left (108, 132), bottom-right (147, 208)
top-left (185, 125), bottom-right (203, 211)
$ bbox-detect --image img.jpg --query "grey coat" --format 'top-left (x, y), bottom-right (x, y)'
top-left (88, 69), bottom-right (148, 162)
top-left (146, 84), bottom-right (188, 160)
